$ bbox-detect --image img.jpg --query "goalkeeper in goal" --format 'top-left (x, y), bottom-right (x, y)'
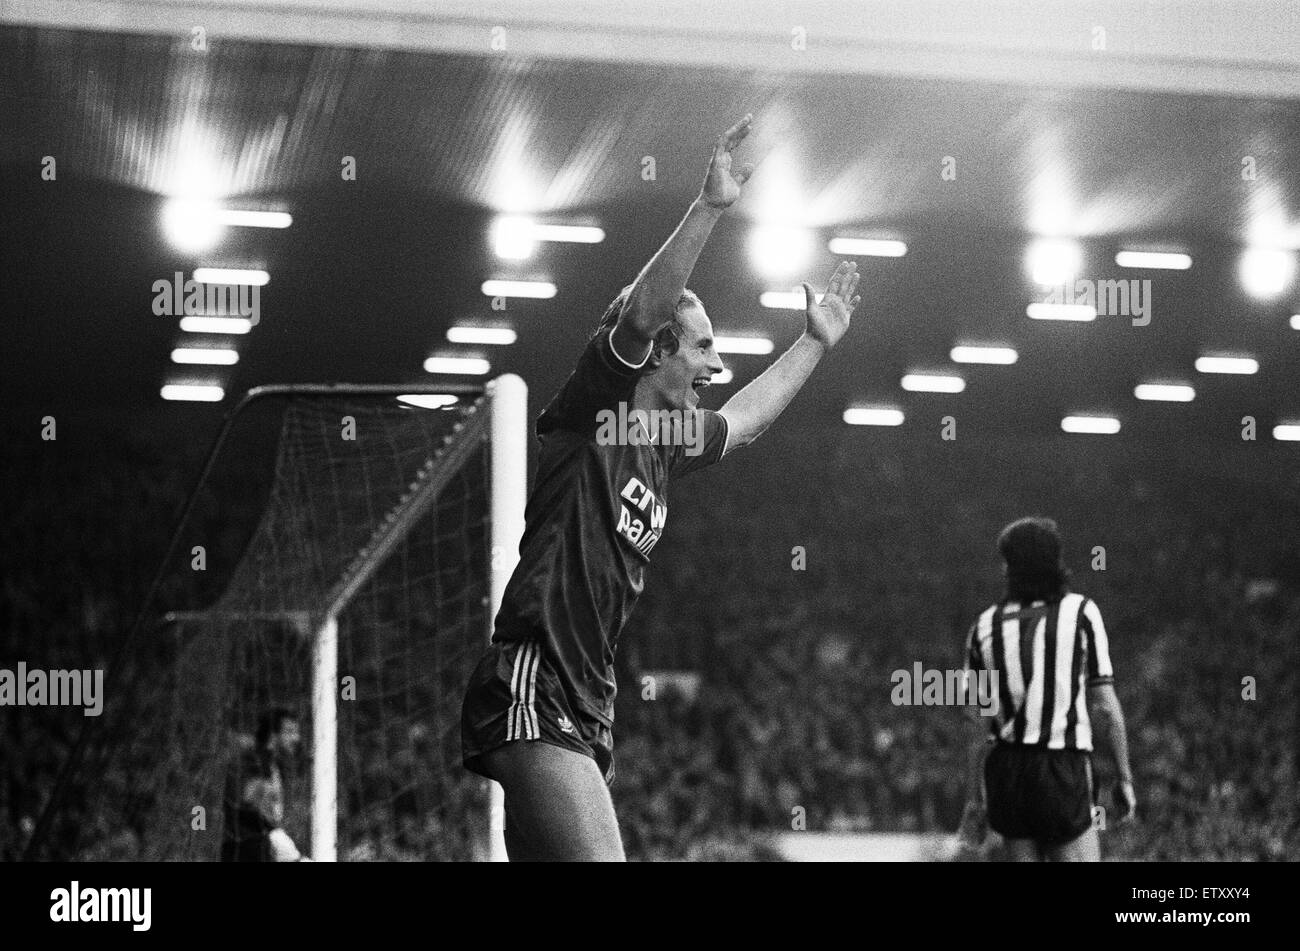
top-left (461, 114), bottom-right (861, 860)
top-left (221, 707), bottom-right (311, 862)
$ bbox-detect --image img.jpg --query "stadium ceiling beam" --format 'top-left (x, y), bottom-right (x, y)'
top-left (4, 0), bottom-right (1299, 100)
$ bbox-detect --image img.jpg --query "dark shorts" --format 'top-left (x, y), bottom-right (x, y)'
top-left (461, 638), bottom-right (615, 784)
top-left (985, 742), bottom-right (1094, 845)
top-left (220, 830), bottom-right (270, 862)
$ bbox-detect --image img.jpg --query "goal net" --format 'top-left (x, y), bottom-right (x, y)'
top-left (55, 377), bottom-right (525, 861)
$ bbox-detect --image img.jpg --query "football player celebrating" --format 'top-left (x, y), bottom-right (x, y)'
top-left (461, 114), bottom-right (861, 860)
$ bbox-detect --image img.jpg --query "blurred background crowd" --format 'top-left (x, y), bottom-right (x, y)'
top-left (3, 414), bottom-right (1295, 861)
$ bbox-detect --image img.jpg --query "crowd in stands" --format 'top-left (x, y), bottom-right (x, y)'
top-left (615, 424), bottom-right (1298, 860)
top-left (2, 414), bottom-right (1296, 860)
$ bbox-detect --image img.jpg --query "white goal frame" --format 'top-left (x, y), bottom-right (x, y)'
top-left (306, 373), bottom-right (526, 862)
top-left (27, 376), bottom-right (528, 862)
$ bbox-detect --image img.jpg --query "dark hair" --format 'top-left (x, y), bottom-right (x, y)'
top-left (596, 285), bottom-right (703, 364)
top-left (256, 707), bottom-right (299, 748)
top-left (997, 516), bottom-right (1071, 602)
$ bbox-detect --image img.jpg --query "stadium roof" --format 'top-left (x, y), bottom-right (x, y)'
top-left (2, 14), bottom-right (1298, 439)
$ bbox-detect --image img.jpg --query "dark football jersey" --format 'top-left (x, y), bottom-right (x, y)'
top-left (492, 325), bottom-right (728, 726)
top-left (221, 748), bottom-right (283, 862)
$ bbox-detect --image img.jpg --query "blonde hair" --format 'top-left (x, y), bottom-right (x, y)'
top-left (596, 286), bottom-right (703, 360)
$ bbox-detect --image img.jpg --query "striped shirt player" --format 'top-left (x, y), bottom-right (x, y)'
top-left (965, 593), bottom-right (1113, 751)
top-left (959, 517), bottom-right (1137, 861)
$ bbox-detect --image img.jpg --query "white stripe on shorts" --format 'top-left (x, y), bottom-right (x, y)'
top-left (506, 641), bottom-right (541, 741)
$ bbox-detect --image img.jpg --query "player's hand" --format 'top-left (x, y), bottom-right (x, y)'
top-left (268, 827), bottom-right (302, 862)
top-left (699, 114), bottom-right (755, 209)
top-left (1114, 780), bottom-right (1138, 824)
top-left (958, 800), bottom-right (988, 848)
top-left (802, 261), bottom-right (861, 350)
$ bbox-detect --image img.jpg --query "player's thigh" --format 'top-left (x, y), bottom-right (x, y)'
top-left (1003, 838), bottom-right (1043, 862)
top-left (482, 740), bottom-right (624, 862)
top-left (1046, 825), bottom-right (1100, 862)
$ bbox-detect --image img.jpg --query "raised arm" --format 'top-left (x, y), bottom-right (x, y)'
top-left (612, 114), bottom-right (755, 364)
top-left (718, 260), bottom-right (861, 451)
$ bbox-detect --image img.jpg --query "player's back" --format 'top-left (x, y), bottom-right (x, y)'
top-left (966, 591), bottom-right (1113, 751)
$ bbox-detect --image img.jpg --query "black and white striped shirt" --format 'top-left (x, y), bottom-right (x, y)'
top-left (965, 592), bottom-right (1114, 751)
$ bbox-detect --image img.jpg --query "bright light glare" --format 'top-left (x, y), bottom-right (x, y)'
top-left (492, 216), bottom-right (537, 260)
top-left (424, 356), bottom-right (491, 375)
top-left (1195, 356), bottom-right (1258, 375)
top-left (1134, 383), bottom-right (1195, 402)
top-left (901, 374), bottom-right (965, 393)
top-left (161, 384), bottom-right (224, 402)
top-left (843, 407), bottom-right (904, 426)
top-left (193, 268), bottom-right (269, 286)
top-left (1061, 416), bottom-right (1120, 434)
top-left (760, 289), bottom-right (822, 310)
top-left (481, 280), bottom-right (556, 299)
top-left (216, 209), bottom-right (293, 228)
top-left (828, 238), bottom-right (907, 257)
top-left (1115, 251), bottom-right (1191, 270)
top-left (712, 368), bottom-right (734, 385)
top-left (749, 226), bottom-right (815, 279)
top-left (162, 199), bottom-right (226, 253)
top-left (1291, 314), bottom-right (1300, 330)
top-left (162, 203), bottom-right (291, 251)
top-left (491, 218), bottom-right (605, 261)
top-left (447, 326), bottom-right (517, 345)
top-left (1026, 302), bottom-right (1096, 321)
top-left (171, 347), bottom-right (238, 366)
top-left (398, 394), bottom-right (458, 409)
top-left (714, 336), bottom-right (774, 355)
top-left (533, 224), bottom-right (604, 243)
top-left (1273, 424), bottom-right (1300, 442)
top-left (1027, 238), bottom-right (1082, 286)
top-left (179, 316), bottom-right (252, 334)
top-left (1239, 248), bottom-right (1297, 300)
top-left (950, 346), bottom-right (1018, 365)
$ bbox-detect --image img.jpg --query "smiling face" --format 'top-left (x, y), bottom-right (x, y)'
top-left (643, 301), bottom-right (725, 412)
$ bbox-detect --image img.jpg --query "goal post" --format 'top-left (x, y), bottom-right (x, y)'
top-left (485, 373), bottom-right (527, 862)
top-left (311, 614), bottom-right (339, 861)
top-left (300, 374), bottom-right (527, 862)
top-left (36, 375), bottom-right (527, 862)
top-left (305, 374), bottom-right (526, 862)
